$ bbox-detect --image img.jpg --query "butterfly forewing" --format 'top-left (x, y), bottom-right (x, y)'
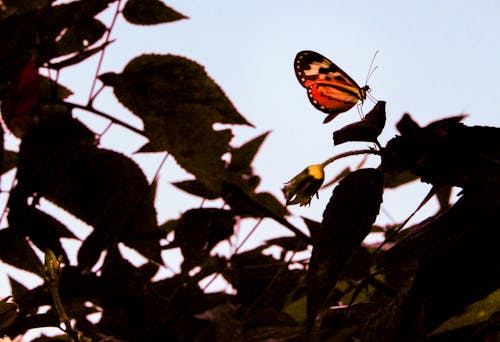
top-left (294, 50), bottom-right (368, 122)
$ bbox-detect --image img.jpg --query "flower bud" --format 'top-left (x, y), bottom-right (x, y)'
top-left (283, 164), bottom-right (325, 206)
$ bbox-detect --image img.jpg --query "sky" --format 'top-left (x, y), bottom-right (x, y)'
top-left (1, 0), bottom-right (500, 337)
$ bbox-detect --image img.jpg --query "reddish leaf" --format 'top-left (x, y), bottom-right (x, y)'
top-left (1, 60), bottom-right (41, 137)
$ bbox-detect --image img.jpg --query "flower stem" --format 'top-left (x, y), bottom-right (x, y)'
top-left (320, 149), bottom-right (380, 169)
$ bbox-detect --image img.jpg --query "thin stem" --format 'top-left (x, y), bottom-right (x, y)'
top-left (62, 100), bottom-right (146, 137)
top-left (320, 149), bottom-right (380, 169)
top-left (88, 0), bottom-right (122, 105)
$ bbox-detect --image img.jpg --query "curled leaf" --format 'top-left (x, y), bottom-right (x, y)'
top-left (333, 101), bottom-right (386, 145)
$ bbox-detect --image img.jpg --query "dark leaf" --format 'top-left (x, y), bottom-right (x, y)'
top-left (0, 228), bottom-right (43, 274)
top-left (172, 179), bottom-right (221, 200)
top-left (52, 18), bottom-right (106, 57)
top-left (228, 131), bottom-right (270, 175)
top-left (7, 197), bottom-right (76, 261)
top-left (382, 114), bottom-right (500, 190)
top-left (254, 192), bottom-right (290, 217)
top-left (225, 247), bottom-right (305, 308)
top-left (48, 40), bottom-right (113, 70)
top-left (383, 169), bottom-right (419, 189)
top-left (0, 0), bottom-right (48, 18)
top-left (99, 54), bottom-right (252, 191)
top-left (435, 185), bottom-right (452, 211)
top-left (39, 76), bottom-right (73, 100)
top-left (123, 0), bottom-right (188, 25)
top-left (307, 168), bottom-right (383, 332)
top-left (428, 288), bottom-right (500, 338)
top-left (14, 117), bottom-right (160, 270)
top-left (265, 236), bottom-right (308, 252)
top-left (169, 208), bottom-right (235, 272)
top-left (333, 101), bottom-right (386, 145)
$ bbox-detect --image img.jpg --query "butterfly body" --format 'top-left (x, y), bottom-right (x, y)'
top-left (294, 50), bottom-right (369, 123)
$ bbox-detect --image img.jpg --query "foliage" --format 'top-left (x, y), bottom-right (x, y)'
top-left (0, 1), bottom-right (499, 341)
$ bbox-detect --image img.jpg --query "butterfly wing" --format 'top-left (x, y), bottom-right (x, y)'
top-left (294, 50), bottom-right (368, 122)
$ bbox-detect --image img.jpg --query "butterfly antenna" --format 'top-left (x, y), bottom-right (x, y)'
top-left (365, 50), bottom-right (379, 85)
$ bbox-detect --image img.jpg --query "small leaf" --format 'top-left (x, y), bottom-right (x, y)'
top-left (39, 76), bottom-right (73, 100)
top-left (383, 169), bottom-right (419, 189)
top-left (123, 0), bottom-right (188, 25)
top-left (48, 40), bottom-right (113, 70)
top-left (53, 18), bottom-right (106, 57)
top-left (172, 179), bottom-right (221, 199)
top-left (429, 288), bottom-right (500, 336)
top-left (0, 296), bottom-right (18, 330)
top-left (333, 101), bottom-right (386, 145)
top-left (228, 131), bottom-right (270, 175)
top-left (265, 236), bottom-right (308, 252)
top-left (170, 208), bottom-right (235, 272)
top-left (0, 229), bottom-right (43, 274)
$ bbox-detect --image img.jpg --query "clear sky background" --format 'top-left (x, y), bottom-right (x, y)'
top-left (1, 1), bottom-right (499, 332)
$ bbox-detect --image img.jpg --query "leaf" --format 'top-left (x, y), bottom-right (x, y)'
top-left (123, 0), bottom-right (188, 25)
top-left (333, 101), bottom-right (386, 145)
top-left (228, 131), bottom-right (270, 175)
top-left (0, 297), bottom-right (18, 330)
top-left (172, 179), bottom-right (221, 200)
top-left (0, 0), bottom-right (48, 18)
top-left (0, 228), bottom-right (43, 274)
top-left (429, 288), bottom-right (500, 337)
top-left (307, 168), bottom-right (383, 331)
top-left (53, 18), bottom-right (106, 57)
top-left (7, 197), bottom-right (76, 261)
top-left (1, 60), bottom-right (41, 137)
top-left (99, 54), bottom-right (253, 191)
top-left (48, 40), bottom-right (113, 70)
top-left (265, 236), bottom-right (308, 252)
top-left (169, 208), bottom-right (235, 272)
top-left (383, 169), bottom-right (419, 189)
top-left (39, 76), bottom-right (73, 100)
top-left (382, 114), bottom-right (500, 190)
top-left (14, 117), bottom-right (160, 270)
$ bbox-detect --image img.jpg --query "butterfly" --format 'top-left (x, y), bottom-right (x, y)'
top-left (294, 50), bottom-right (370, 123)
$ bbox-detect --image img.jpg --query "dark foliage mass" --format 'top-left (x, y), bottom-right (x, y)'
top-left (0, 1), bottom-right (499, 341)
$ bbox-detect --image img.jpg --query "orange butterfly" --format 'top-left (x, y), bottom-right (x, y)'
top-left (294, 50), bottom-right (369, 123)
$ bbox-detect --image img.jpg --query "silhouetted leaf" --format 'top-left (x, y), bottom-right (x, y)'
top-left (123, 0), bottom-right (187, 25)
top-left (39, 76), bottom-right (73, 100)
top-left (0, 0), bottom-right (48, 18)
top-left (48, 40), bottom-right (113, 70)
top-left (265, 236), bottom-right (308, 252)
top-left (383, 169), bottom-right (419, 189)
top-left (383, 114), bottom-right (500, 190)
top-left (169, 208), bottom-right (235, 272)
top-left (7, 199), bottom-right (76, 261)
top-left (228, 131), bottom-right (270, 175)
top-left (99, 54), bottom-right (252, 192)
top-left (53, 18), bottom-right (106, 57)
top-left (172, 179), bottom-right (221, 200)
top-left (429, 288), bottom-right (500, 337)
top-left (0, 229), bottom-right (42, 274)
top-left (14, 117), bottom-right (160, 270)
top-left (333, 101), bottom-right (386, 145)
top-left (307, 168), bottom-right (383, 332)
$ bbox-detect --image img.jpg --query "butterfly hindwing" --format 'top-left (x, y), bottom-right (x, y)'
top-left (294, 50), bottom-right (369, 123)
